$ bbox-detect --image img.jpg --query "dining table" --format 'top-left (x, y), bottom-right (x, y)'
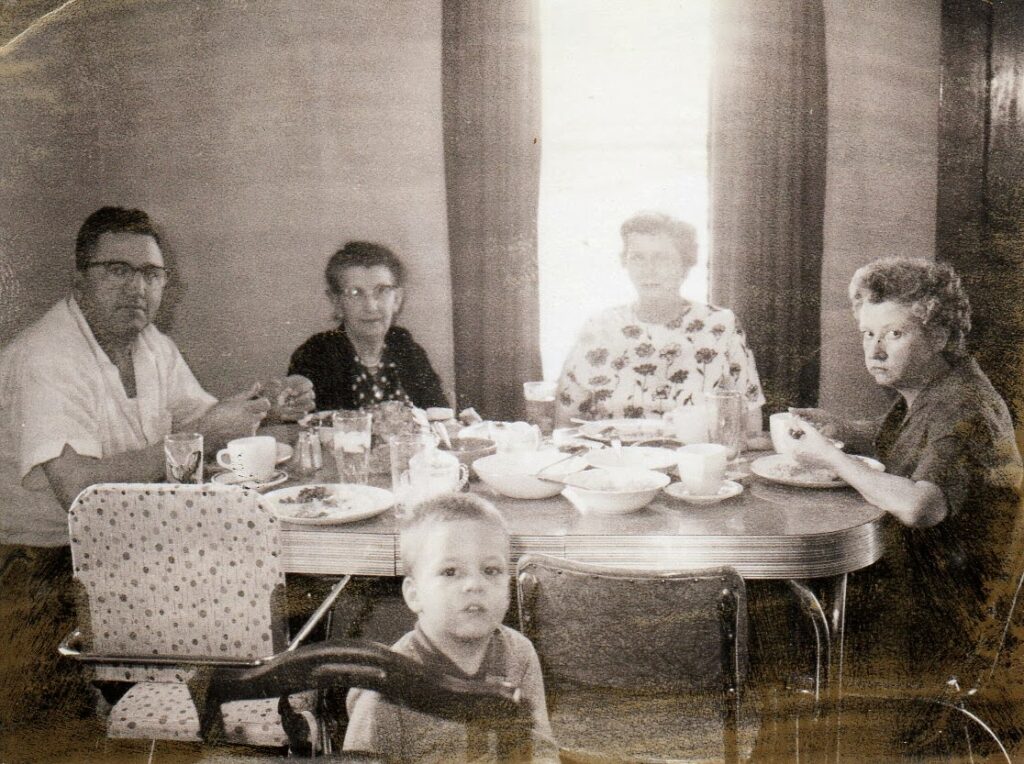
top-left (271, 450), bottom-right (880, 678)
top-left (253, 430), bottom-right (888, 761)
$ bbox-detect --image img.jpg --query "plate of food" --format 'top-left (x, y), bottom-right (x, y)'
top-left (749, 454), bottom-right (885, 489)
top-left (577, 419), bottom-right (671, 444)
top-left (265, 483), bottom-right (394, 525)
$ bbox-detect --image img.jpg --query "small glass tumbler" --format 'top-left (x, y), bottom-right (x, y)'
top-left (332, 410), bottom-right (373, 484)
top-left (389, 434), bottom-right (435, 513)
top-left (523, 381), bottom-right (558, 435)
top-left (706, 391), bottom-right (746, 460)
top-left (164, 432), bottom-right (204, 484)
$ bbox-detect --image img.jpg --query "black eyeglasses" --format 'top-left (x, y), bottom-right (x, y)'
top-left (336, 285), bottom-right (399, 302)
top-left (86, 260), bottom-right (168, 285)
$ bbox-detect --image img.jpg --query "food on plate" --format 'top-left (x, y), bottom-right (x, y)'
top-left (279, 485), bottom-right (332, 503)
top-left (768, 460), bottom-right (839, 484)
top-left (276, 485), bottom-right (374, 519)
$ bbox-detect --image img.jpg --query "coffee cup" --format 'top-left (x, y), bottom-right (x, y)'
top-left (676, 443), bottom-right (729, 496)
top-left (409, 448), bottom-right (470, 497)
top-left (769, 412), bottom-right (797, 457)
top-left (216, 435), bottom-right (277, 481)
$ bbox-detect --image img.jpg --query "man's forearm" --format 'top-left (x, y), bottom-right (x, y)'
top-left (42, 443), bottom-right (167, 510)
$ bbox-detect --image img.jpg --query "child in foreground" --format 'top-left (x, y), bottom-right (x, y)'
top-left (343, 493), bottom-right (555, 762)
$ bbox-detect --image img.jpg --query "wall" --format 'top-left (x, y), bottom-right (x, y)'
top-left (819, 0), bottom-right (941, 416)
top-left (938, 0), bottom-right (1024, 424)
top-left (0, 0), bottom-right (455, 400)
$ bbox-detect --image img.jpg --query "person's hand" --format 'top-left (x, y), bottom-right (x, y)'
top-left (783, 415), bottom-right (844, 469)
top-left (263, 375), bottom-right (315, 422)
top-left (787, 407), bottom-right (847, 440)
top-left (195, 382), bottom-right (271, 450)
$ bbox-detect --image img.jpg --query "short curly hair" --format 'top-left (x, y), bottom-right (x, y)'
top-left (398, 493), bottom-right (509, 576)
top-left (325, 241), bottom-right (406, 293)
top-left (620, 211), bottom-right (698, 271)
top-left (848, 257), bottom-right (971, 359)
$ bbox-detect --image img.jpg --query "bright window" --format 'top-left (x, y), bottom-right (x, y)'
top-left (538, 0), bottom-right (713, 380)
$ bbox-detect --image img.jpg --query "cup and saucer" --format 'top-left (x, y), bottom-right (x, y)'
top-left (664, 479), bottom-right (744, 506)
top-left (211, 435), bottom-right (289, 489)
top-left (666, 443), bottom-right (744, 506)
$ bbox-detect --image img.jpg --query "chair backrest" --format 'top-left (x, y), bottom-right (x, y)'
top-left (68, 483), bottom-right (287, 661)
top-left (516, 554), bottom-right (747, 694)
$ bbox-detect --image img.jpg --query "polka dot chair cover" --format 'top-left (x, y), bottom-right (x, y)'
top-left (68, 483), bottom-right (312, 747)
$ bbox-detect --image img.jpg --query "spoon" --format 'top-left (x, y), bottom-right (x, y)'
top-left (532, 452), bottom-right (579, 478)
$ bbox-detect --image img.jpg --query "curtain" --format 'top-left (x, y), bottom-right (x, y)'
top-left (442, 0), bottom-right (542, 422)
top-left (709, 0), bottom-right (828, 414)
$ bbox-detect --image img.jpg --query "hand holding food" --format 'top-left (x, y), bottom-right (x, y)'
top-left (263, 375), bottom-right (316, 422)
top-left (196, 383), bottom-right (271, 449)
top-left (787, 407), bottom-right (847, 440)
top-left (784, 416), bottom-right (844, 469)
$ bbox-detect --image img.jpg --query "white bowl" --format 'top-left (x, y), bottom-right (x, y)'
top-left (584, 446), bottom-right (677, 472)
top-left (472, 450), bottom-right (587, 500)
top-left (561, 468), bottom-right (670, 514)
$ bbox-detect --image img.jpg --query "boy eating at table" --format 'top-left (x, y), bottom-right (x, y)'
top-left (343, 493), bottom-right (555, 762)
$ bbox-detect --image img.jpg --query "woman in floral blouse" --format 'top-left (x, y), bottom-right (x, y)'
top-left (555, 212), bottom-right (764, 425)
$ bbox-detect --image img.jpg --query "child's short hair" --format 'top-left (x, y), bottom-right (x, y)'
top-left (398, 493), bottom-right (510, 574)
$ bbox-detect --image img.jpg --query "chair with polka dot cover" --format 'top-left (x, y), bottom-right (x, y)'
top-left (60, 483), bottom-right (349, 753)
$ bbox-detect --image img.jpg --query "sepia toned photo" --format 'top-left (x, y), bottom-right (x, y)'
top-left (1, 1), bottom-right (1022, 761)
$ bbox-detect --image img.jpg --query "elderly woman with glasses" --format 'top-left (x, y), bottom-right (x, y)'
top-left (556, 211), bottom-right (764, 427)
top-left (288, 241), bottom-right (448, 411)
top-left (784, 257), bottom-right (1022, 690)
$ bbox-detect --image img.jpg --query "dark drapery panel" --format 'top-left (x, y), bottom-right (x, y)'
top-left (442, 0), bottom-right (542, 421)
top-left (709, 0), bottom-right (828, 414)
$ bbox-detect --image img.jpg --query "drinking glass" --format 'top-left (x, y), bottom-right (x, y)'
top-left (164, 432), bottom-right (203, 484)
top-left (523, 381), bottom-right (557, 435)
top-left (332, 410), bottom-right (373, 484)
top-left (389, 434), bottom-right (435, 512)
top-left (706, 391), bottom-right (745, 460)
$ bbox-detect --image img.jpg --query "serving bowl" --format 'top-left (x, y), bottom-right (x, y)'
top-left (583, 446), bottom-right (677, 473)
top-left (561, 468), bottom-right (671, 515)
top-left (440, 437), bottom-right (497, 470)
top-left (472, 450), bottom-right (587, 500)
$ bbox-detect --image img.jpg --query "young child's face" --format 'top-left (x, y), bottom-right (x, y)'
top-left (403, 519), bottom-right (511, 648)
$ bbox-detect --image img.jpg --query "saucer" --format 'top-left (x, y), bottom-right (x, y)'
top-left (663, 480), bottom-right (744, 506)
top-left (211, 469), bottom-right (288, 490)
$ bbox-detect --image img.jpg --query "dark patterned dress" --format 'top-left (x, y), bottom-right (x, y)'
top-left (288, 325), bottom-right (448, 411)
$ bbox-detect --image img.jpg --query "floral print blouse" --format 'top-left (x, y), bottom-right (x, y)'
top-left (557, 302), bottom-right (765, 420)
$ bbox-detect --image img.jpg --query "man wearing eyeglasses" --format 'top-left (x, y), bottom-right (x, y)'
top-left (0, 206), bottom-right (313, 727)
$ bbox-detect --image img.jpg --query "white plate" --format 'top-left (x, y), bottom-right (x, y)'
top-left (276, 443), bottom-right (293, 464)
top-left (265, 483), bottom-right (394, 526)
top-left (578, 419), bottom-right (671, 444)
top-left (210, 469), bottom-right (289, 490)
top-left (749, 454), bottom-right (885, 489)
top-left (664, 480), bottom-right (744, 506)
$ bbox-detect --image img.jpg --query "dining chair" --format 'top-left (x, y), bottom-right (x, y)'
top-left (818, 540), bottom-right (1024, 762)
top-left (516, 554), bottom-right (756, 763)
top-left (188, 638), bottom-right (535, 763)
top-left (60, 483), bottom-right (349, 753)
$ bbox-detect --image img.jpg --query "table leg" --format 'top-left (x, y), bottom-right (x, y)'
top-left (787, 575), bottom-right (847, 762)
